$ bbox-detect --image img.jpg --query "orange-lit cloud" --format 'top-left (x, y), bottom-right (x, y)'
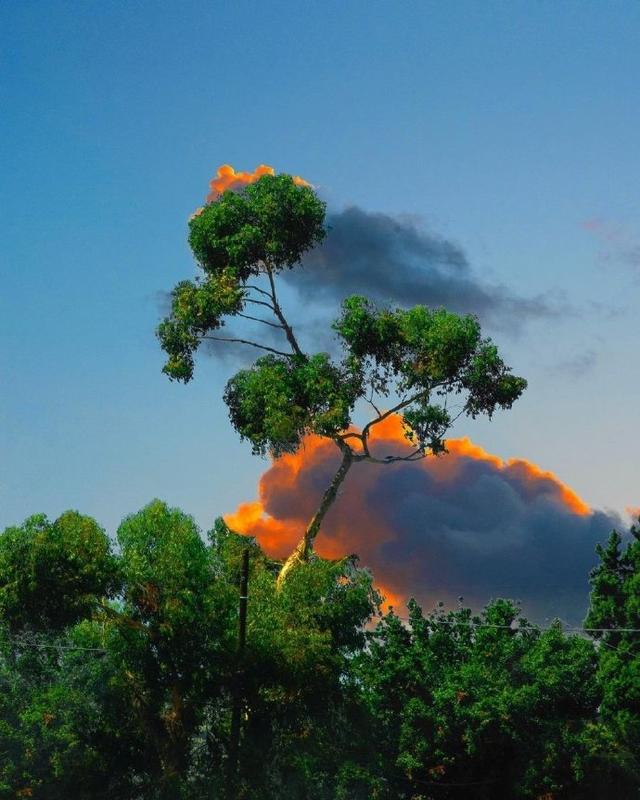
top-left (205, 163), bottom-right (311, 202)
top-left (226, 415), bottom-right (618, 622)
top-left (190, 164), bottom-right (312, 220)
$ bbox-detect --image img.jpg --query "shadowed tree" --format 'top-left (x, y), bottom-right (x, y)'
top-left (585, 517), bottom-right (640, 786)
top-left (351, 598), bottom-right (632, 799)
top-left (0, 506), bottom-right (379, 799)
top-left (0, 511), bottom-right (119, 633)
top-left (157, 171), bottom-right (527, 583)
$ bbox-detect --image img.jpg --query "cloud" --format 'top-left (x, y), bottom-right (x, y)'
top-left (285, 207), bottom-right (559, 332)
top-left (582, 218), bottom-right (640, 273)
top-left (225, 415), bottom-right (621, 624)
top-left (168, 176), bottom-right (565, 367)
top-left (547, 349), bottom-right (598, 379)
top-left (169, 176), bottom-right (565, 367)
top-left (203, 163), bottom-right (310, 203)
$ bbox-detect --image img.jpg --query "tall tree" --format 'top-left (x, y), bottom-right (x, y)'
top-left (157, 171), bottom-right (527, 581)
top-left (585, 518), bottom-right (640, 785)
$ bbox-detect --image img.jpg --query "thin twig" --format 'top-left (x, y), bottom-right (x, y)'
top-left (363, 448), bottom-right (425, 464)
top-left (244, 284), bottom-right (273, 299)
top-left (202, 336), bottom-right (293, 358)
top-left (366, 385), bottom-right (382, 417)
top-left (243, 298), bottom-right (277, 312)
top-left (236, 312), bottom-right (284, 329)
top-left (361, 380), bottom-right (450, 440)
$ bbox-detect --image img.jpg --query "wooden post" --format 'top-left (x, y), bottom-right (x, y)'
top-left (227, 548), bottom-right (249, 798)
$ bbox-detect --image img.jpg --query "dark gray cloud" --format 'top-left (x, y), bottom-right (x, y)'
top-left (285, 207), bottom-right (558, 331)
top-left (372, 459), bottom-right (618, 624)
top-left (160, 204), bottom-right (562, 369)
top-left (229, 429), bottom-right (622, 625)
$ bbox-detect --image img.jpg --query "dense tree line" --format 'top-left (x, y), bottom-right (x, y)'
top-left (1, 502), bottom-right (639, 798)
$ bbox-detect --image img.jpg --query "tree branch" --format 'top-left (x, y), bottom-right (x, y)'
top-left (266, 268), bottom-right (305, 357)
top-left (243, 298), bottom-right (277, 312)
top-left (365, 394), bottom-right (382, 418)
top-left (244, 284), bottom-right (273, 300)
top-left (358, 380), bottom-right (454, 460)
top-left (338, 432), bottom-right (365, 445)
top-left (277, 440), bottom-right (354, 588)
top-left (361, 388), bottom-right (431, 441)
top-left (362, 449), bottom-right (426, 464)
top-left (236, 312), bottom-right (284, 329)
top-left (201, 336), bottom-right (293, 358)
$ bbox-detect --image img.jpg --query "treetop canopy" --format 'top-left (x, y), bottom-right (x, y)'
top-left (157, 171), bottom-right (526, 462)
top-left (188, 173), bottom-right (326, 279)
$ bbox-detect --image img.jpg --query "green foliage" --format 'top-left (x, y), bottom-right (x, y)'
top-left (157, 173), bottom-right (326, 383)
top-left (116, 500), bottom-right (224, 638)
top-left (585, 519), bottom-right (640, 783)
top-left (224, 353), bottom-right (360, 456)
top-left (158, 272), bottom-right (244, 381)
top-left (2, 505), bottom-right (640, 797)
top-left (208, 525), bottom-right (379, 798)
top-left (0, 511), bottom-right (118, 632)
top-left (188, 174), bottom-right (326, 279)
top-left (220, 294), bottom-right (527, 459)
top-left (354, 599), bottom-right (621, 798)
top-left (0, 507), bottom-right (380, 799)
top-left (334, 296), bottom-right (527, 452)
top-left (158, 175), bottom-right (526, 468)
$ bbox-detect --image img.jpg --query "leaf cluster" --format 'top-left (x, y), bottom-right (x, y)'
top-left (188, 174), bottom-right (326, 278)
top-left (224, 353), bottom-right (361, 456)
top-left (157, 173), bottom-right (327, 383)
top-left (0, 505), bottom-right (378, 799)
top-left (0, 512), bottom-right (118, 633)
top-left (157, 271), bottom-right (244, 382)
top-left (333, 296), bottom-right (527, 452)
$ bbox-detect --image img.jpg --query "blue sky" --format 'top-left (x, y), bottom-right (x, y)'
top-left (2, 0), bottom-right (639, 537)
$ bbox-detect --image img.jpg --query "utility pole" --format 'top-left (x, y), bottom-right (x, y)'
top-left (227, 548), bottom-right (249, 799)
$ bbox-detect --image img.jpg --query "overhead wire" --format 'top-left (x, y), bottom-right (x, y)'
top-left (382, 614), bottom-right (640, 635)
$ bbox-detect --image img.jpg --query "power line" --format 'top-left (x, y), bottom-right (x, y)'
top-left (0, 635), bottom-right (107, 654)
top-left (3, 614), bottom-right (640, 655)
top-left (385, 615), bottom-right (640, 635)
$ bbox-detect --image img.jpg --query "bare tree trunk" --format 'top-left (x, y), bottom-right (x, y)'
top-left (277, 447), bottom-right (353, 588)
